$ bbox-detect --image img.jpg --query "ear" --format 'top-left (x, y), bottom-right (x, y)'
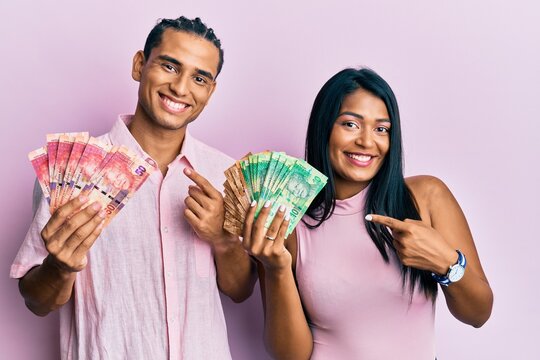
top-left (132, 50), bottom-right (145, 82)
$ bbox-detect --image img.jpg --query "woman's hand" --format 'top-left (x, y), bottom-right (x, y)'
top-left (242, 200), bottom-right (292, 272)
top-left (366, 214), bottom-right (458, 275)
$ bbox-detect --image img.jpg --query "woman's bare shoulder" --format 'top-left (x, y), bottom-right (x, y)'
top-left (405, 175), bottom-right (455, 221)
top-left (405, 175), bottom-right (451, 200)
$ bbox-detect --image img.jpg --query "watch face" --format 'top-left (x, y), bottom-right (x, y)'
top-left (448, 265), bottom-right (465, 282)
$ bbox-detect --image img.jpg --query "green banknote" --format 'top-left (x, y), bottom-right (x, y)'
top-left (223, 151), bottom-right (327, 237)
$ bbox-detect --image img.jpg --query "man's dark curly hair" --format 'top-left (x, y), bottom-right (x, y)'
top-left (143, 16), bottom-right (224, 77)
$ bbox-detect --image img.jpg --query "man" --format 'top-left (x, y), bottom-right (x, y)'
top-left (11, 16), bottom-right (256, 359)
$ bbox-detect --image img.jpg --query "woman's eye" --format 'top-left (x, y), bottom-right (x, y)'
top-left (342, 121), bottom-right (359, 129)
top-left (375, 126), bottom-right (390, 133)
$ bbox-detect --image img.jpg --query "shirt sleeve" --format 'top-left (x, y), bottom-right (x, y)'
top-left (9, 180), bottom-right (51, 279)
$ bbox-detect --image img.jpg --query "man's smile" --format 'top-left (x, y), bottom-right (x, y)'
top-left (159, 93), bottom-right (190, 113)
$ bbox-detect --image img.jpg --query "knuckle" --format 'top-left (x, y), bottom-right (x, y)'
top-left (77, 241), bottom-right (90, 253)
top-left (252, 223), bottom-right (263, 233)
top-left (54, 207), bottom-right (69, 220)
top-left (45, 241), bottom-right (59, 255)
top-left (63, 219), bottom-right (78, 233)
top-left (93, 214), bottom-right (104, 224)
top-left (41, 228), bottom-right (50, 242)
top-left (70, 231), bottom-right (85, 244)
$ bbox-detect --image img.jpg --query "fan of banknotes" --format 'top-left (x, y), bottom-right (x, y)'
top-left (223, 151), bottom-right (328, 237)
top-left (28, 132), bottom-right (156, 222)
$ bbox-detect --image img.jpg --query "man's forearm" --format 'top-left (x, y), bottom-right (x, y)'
top-left (19, 255), bottom-right (76, 316)
top-left (213, 236), bottom-right (257, 303)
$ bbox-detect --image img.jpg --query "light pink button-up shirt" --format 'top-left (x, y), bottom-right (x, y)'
top-left (11, 116), bottom-right (234, 360)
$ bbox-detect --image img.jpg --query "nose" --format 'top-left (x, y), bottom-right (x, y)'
top-left (355, 126), bottom-right (374, 148)
top-left (169, 73), bottom-right (190, 97)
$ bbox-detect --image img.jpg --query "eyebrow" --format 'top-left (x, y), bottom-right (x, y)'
top-left (157, 55), bottom-right (215, 81)
top-left (338, 111), bottom-right (391, 123)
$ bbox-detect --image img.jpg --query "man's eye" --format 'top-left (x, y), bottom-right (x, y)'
top-left (162, 64), bottom-right (177, 73)
top-left (194, 76), bottom-right (207, 84)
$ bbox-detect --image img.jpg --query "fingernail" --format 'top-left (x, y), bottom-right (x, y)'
top-left (250, 200), bottom-right (257, 207)
top-left (285, 212), bottom-right (291, 221)
top-left (279, 205), bottom-right (286, 212)
top-left (365, 214), bottom-right (373, 221)
top-left (98, 210), bottom-right (107, 218)
top-left (92, 202), bottom-right (102, 211)
top-left (79, 195), bottom-right (88, 203)
top-left (184, 167), bottom-right (192, 175)
top-left (264, 200), bottom-right (272, 208)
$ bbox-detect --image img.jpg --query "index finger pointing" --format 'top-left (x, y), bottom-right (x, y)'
top-left (365, 214), bottom-right (408, 232)
top-left (183, 167), bottom-right (219, 199)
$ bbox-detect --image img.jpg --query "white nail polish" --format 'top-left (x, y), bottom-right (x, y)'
top-left (365, 214), bottom-right (373, 221)
top-left (251, 200), bottom-right (257, 207)
top-left (264, 200), bottom-right (272, 208)
top-left (279, 205), bottom-right (286, 212)
top-left (285, 212), bottom-right (290, 221)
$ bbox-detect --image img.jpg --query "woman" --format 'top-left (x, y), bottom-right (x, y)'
top-left (242, 68), bottom-right (493, 359)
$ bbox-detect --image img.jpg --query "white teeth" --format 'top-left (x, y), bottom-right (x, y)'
top-left (347, 153), bottom-right (372, 162)
top-left (164, 97), bottom-right (187, 111)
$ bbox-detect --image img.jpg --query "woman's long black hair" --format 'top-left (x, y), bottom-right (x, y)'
top-left (304, 68), bottom-right (437, 299)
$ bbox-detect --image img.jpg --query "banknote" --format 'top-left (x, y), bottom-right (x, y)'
top-left (28, 147), bottom-right (51, 203)
top-left (69, 137), bottom-right (113, 200)
top-left (265, 159), bottom-right (327, 236)
top-left (51, 134), bottom-right (76, 211)
top-left (223, 152), bottom-right (327, 236)
top-left (46, 133), bottom-right (62, 209)
top-left (84, 147), bottom-right (155, 223)
top-left (59, 132), bottom-right (90, 205)
top-left (29, 133), bottom-right (155, 220)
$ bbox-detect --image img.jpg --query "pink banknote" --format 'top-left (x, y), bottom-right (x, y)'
top-left (68, 137), bottom-right (112, 201)
top-left (51, 134), bottom-right (75, 211)
top-left (30, 133), bottom-right (155, 221)
top-left (59, 132), bottom-right (90, 206)
top-left (85, 146), bottom-right (156, 222)
top-left (28, 147), bottom-right (51, 204)
top-left (46, 133), bottom-right (62, 208)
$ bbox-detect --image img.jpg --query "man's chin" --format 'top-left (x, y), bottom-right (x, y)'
top-left (153, 117), bottom-right (192, 131)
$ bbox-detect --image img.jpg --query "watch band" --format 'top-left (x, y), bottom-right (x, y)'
top-left (431, 249), bottom-right (466, 286)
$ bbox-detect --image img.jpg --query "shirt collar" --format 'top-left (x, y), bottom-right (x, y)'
top-left (109, 114), bottom-right (202, 171)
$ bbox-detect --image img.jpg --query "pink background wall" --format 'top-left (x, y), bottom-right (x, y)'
top-left (1, 0), bottom-right (538, 358)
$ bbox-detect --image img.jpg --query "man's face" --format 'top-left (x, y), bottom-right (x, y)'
top-left (132, 29), bottom-right (219, 131)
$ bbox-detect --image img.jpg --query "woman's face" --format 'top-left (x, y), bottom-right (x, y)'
top-left (329, 88), bottom-right (391, 199)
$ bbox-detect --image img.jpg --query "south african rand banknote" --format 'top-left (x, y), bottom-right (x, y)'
top-left (223, 151), bottom-right (327, 237)
top-left (29, 133), bottom-right (156, 223)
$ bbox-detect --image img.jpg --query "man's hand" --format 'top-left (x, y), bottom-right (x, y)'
top-left (183, 167), bottom-right (230, 247)
top-left (41, 195), bottom-right (107, 273)
top-left (19, 194), bottom-right (107, 316)
top-left (183, 167), bottom-right (256, 301)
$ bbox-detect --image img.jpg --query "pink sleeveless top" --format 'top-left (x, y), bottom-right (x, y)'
top-left (295, 188), bottom-right (436, 359)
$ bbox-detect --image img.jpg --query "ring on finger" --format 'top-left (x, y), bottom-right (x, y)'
top-left (265, 235), bottom-right (276, 241)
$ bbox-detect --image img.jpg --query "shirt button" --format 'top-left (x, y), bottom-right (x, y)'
top-left (166, 272), bottom-right (172, 278)
top-left (163, 226), bottom-right (169, 233)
